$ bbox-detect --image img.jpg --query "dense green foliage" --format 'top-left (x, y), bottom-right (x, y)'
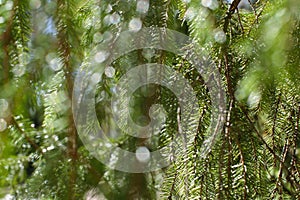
top-left (0, 0), bottom-right (299, 199)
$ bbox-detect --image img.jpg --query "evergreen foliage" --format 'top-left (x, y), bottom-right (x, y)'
top-left (0, 0), bottom-right (299, 199)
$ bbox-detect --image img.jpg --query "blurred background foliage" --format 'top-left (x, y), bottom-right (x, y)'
top-left (0, 0), bottom-right (299, 199)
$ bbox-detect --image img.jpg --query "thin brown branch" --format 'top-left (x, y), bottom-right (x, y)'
top-left (177, 106), bottom-right (189, 198)
top-left (0, 2), bottom-right (15, 85)
top-left (247, 1), bottom-right (268, 35)
top-left (168, 172), bottom-right (178, 199)
top-left (225, 99), bottom-right (234, 194)
top-left (217, 139), bottom-right (225, 198)
top-left (236, 8), bottom-right (244, 33)
top-left (224, 0), bottom-right (241, 33)
top-left (56, 1), bottom-right (78, 199)
top-left (240, 105), bottom-right (272, 151)
top-left (271, 138), bottom-right (289, 198)
top-left (272, 93), bottom-right (282, 166)
top-left (239, 103), bottom-right (291, 170)
top-left (235, 137), bottom-right (248, 199)
top-left (11, 117), bottom-right (44, 155)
